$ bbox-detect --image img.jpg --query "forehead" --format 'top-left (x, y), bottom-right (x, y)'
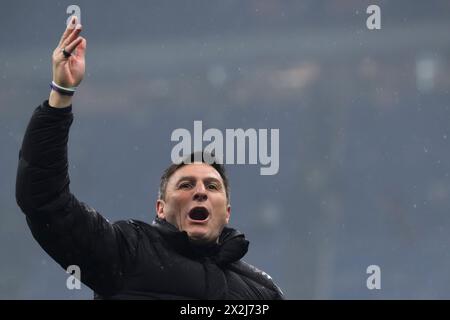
top-left (168, 163), bottom-right (224, 185)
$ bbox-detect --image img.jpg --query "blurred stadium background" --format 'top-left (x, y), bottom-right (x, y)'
top-left (1, 0), bottom-right (450, 299)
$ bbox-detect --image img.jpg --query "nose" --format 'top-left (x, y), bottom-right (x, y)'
top-left (193, 183), bottom-right (208, 202)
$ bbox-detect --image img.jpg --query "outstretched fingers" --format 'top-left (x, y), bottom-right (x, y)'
top-left (58, 16), bottom-right (77, 47)
top-left (61, 24), bottom-right (82, 50)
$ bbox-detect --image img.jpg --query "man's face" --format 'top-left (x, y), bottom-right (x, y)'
top-left (156, 163), bottom-right (231, 244)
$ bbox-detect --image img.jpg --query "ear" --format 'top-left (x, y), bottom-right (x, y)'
top-left (225, 205), bottom-right (231, 224)
top-left (156, 199), bottom-right (166, 219)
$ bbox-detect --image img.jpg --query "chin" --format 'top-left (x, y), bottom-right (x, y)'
top-left (187, 231), bottom-right (213, 245)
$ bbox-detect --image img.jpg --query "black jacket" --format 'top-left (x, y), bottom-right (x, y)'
top-left (15, 100), bottom-right (284, 299)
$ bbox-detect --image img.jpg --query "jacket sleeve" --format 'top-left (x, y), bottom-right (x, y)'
top-left (15, 101), bottom-right (137, 295)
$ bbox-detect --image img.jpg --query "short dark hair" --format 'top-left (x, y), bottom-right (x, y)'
top-left (158, 151), bottom-right (230, 203)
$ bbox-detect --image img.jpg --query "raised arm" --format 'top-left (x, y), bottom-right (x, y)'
top-left (15, 17), bottom-right (136, 296)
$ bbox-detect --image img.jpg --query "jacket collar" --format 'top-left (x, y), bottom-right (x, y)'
top-left (152, 216), bottom-right (249, 266)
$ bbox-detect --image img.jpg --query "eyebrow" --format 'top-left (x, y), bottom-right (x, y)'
top-left (176, 176), bottom-right (222, 184)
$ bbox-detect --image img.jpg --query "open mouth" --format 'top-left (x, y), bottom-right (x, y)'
top-left (188, 207), bottom-right (210, 221)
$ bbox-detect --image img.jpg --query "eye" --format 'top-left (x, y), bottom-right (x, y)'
top-left (179, 182), bottom-right (193, 189)
top-left (207, 183), bottom-right (219, 190)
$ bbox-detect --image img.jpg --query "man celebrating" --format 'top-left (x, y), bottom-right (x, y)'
top-left (15, 16), bottom-right (284, 299)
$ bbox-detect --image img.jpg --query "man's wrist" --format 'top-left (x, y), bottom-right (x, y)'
top-left (49, 90), bottom-right (73, 108)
